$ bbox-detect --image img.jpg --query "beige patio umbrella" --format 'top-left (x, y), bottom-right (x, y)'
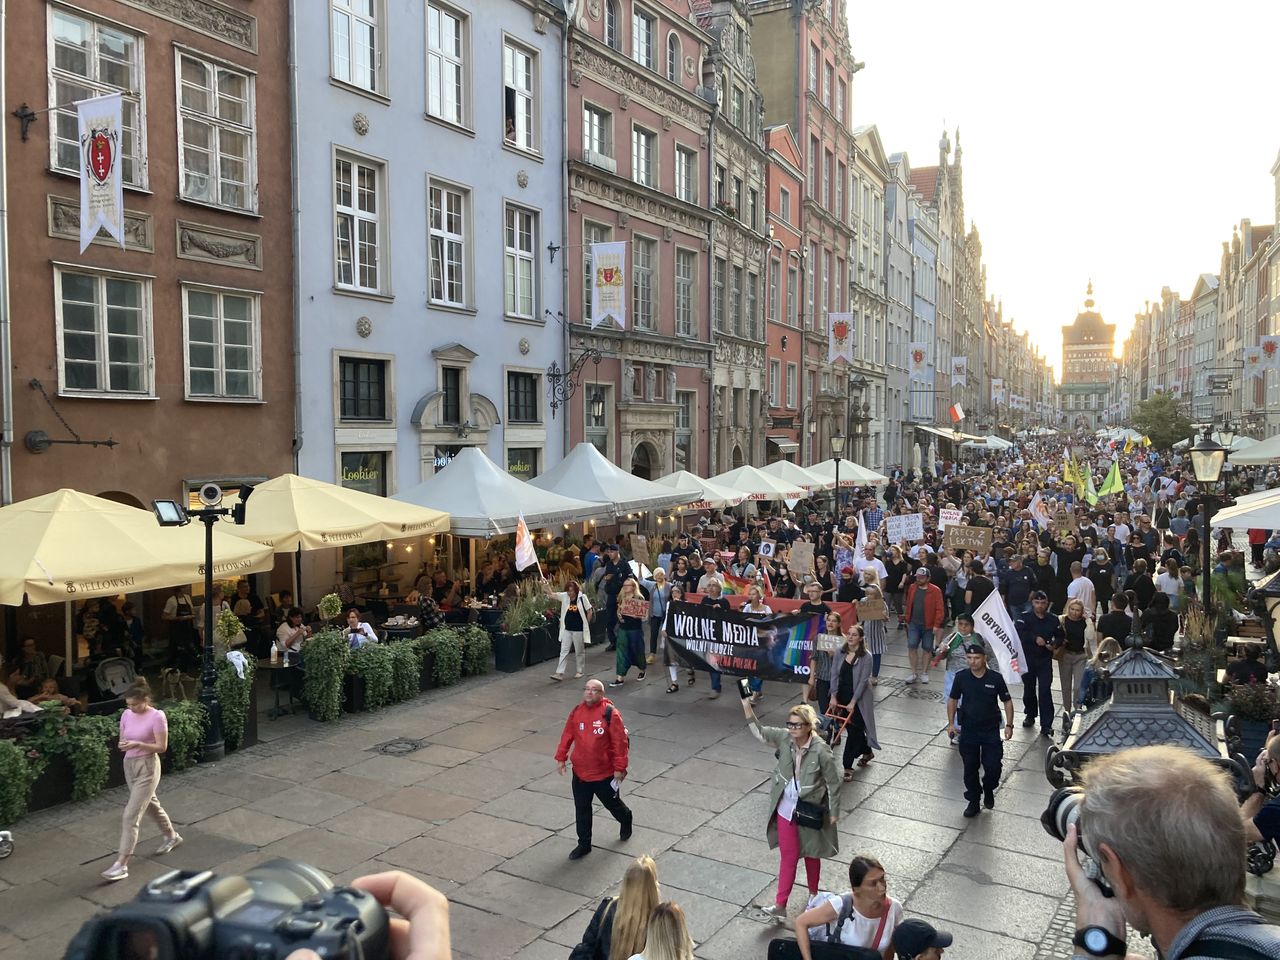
top-left (0, 488), bottom-right (274, 606)
top-left (231, 473), bottom-right (449, 550)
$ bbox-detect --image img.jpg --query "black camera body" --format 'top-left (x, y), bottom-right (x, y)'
top-left (1041, 785), bottom-right (1112, 895)
top-left (65, 859), bottom-right (389, 960)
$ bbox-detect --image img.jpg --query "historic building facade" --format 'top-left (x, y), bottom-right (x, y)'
top-left (1060, 284), bottom-right (1115, 431)
top-left (849, 125), bottom-right (888, 470)
top-left (564, 0), bottom-right (714, 478)
top-left (882, 150), bottom-right (913, 468)
top-left (763, 124), bottom-right (804, 463)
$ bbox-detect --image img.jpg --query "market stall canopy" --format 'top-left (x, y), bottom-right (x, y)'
top-left (757, 459), bottom-right (834, 491)
top-left (985, 435), bottom-right (1015, 450)
top-left (529, 442), bottom-right (700, 515)
top-left (706, 464), bottom-right (810, 500)
top-left (233, 473), bottom-right (449, 550)
top-left (654, 470), bottom-right (747, 510)
top-left (0, 489), bottom-right (275, 606)
top-left (1221, 433), bottom-right (1280, 465)
top-left (1173, 432), bottom-right (1261, 453)
top-left (806, 458), bottom-right (890, 487)
top-left (1209, 487), bottom-right (1280, 529)
top-left (394, 447), bottom-right (609, 536)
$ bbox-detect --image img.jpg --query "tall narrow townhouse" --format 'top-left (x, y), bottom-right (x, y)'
top-left (565, 0), bottom-right (714, 477)
top-left (292, 0), bottom-right (566, 505)
top-left (883, 151), bottom-right (913, 469)
top-left (850, 125), bottom-right (887, 471)
top-left (763, 125), bottom-right (805, 463)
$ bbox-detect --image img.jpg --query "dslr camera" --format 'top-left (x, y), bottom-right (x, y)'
top-left (65, 859), bottom-right (389, 960)
top-left (1041, 785), bottom-right (1112, 895)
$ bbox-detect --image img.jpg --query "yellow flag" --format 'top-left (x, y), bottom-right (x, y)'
top-left (1123, 438), bottom-right (1134, 454)
top-left (1141, 436), bottom-right (1152, 447)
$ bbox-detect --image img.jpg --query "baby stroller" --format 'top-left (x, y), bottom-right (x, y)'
top-left (93, 656), bottom-right (138, 701)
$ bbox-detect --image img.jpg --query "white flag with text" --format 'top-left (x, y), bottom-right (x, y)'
top-left (971, 589), bottom-right (1027, 688)
top-left (77, 93), bottom-right (125, 251)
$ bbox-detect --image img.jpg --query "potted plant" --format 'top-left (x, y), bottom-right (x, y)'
top-left (348, 642), bottom-right (394, 712)
top-left (388, 639), bottom-right (422, 703)
top-left (317, 592), bottom-right (344, 624)
top-left (423, 627), bottom-right (463, 687)
top-left (1226, 680), bottom-right (1280, 761)
top-left (458, 625), bottom-right (494, 677)
top-left (302, 628), bottom-right (350, 721)
top-left (162, 699), bottom-right (209, 771)
top-left (0, 739), bottom-right (39, 827)
top-left (215, 655), bottom-right (257, 751)
top-left (415, 635), bottom-right (437, 691)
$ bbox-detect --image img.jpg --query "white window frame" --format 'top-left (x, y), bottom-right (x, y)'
top-left (675, 144), bottom-right (696, 203)
top-left (502, 38), bottom-right (538, 153)
top-left (333, 148), bottom-right (388, 295)
top-left (583, 102), bottom-right (613, 159)
top-left (48, 5), bottom-right (147, 188)
top-left (503, 202), bottom-right (538, 320)
top-left (786, 362), bottom-right (797, 408)
top-left (769, 257), bottom-right (781, 323)
top-left (780, 187), bottom-right (791, 223)
top-left (632, 7), bottom-right (655, 70)
top-left (632, 234), bottom-right (657, 329)
top-left (675, 247), bottom-right (696, 337)
top-left (582, 220), bottom-right (611, 321)
top-left (53, 263), bottom-right (154, 398)
top-left (631, 124), bottom-right (656, 188)
top-left (506, 368), bottom-right (542, 424)
top-left (666, 32), bottom-right (681, 83)
top-left (331, 0), bottom-right (384, 96)
top-left (175, 47), bottom-right (257, 213)
top-left (605, 0), bottom-right (620, 50)
top-left (426, 1), bottom-right (469, 128)
top-left (428, 176), bottom-right (471, 309)
top-left (182, 282), bottom-right (263, 402)
top-left (334, 349), bottom-right (396, 424)
top-left (768, 360), bottom-right (780, 406)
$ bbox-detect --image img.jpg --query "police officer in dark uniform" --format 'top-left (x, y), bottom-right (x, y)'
top-left (946, 643), bottom-right (1014, 818)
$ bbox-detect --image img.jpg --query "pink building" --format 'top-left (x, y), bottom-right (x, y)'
top-left (763, 125), bottom-right (805, 462)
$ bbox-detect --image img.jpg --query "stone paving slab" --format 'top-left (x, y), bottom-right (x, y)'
top-left (555, 818), bottom-right (683, 858)
top-left (380, 835), bottom-right (504, 884)
top-left (452, 870), bottom-right (587, 928)
top-left (655, 850), bottom-right (775, 904)
top-left (477, 787), bottom-right (579, 830)
top-left (909, 911), bottom-right (1038, 960)
top-left (322, 806), bottom-right (429, 846)
top-left (253, 826), bottom-right (388, 874)
top-left (696, 915), bottom-right (780, 960)
top-left (426, 811), bottom-right (553, 857)
top-left (309, 770), bottom-right (402, 803)
top-left (939, 840), bottom-right (1070, 898)
top-left (907, 871), bottom-right (1060, 941)
top-left (195, 807), bottom-right (307, 847)
top-left (248, 784), bottom-right (363, 824)
top-left (631, 774), bottom-right (748, 812)
top-left (500, 836), bottom-right (639, 898)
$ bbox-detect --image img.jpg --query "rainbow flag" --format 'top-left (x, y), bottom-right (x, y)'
top-left (776, 615), bottom-right (829, 670)
top-left (722, 571), bottom-right (774, 597)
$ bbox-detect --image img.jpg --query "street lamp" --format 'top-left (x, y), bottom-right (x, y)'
top-left (830, 430), bottom-right (846, 514)
top-left (151, 483), bottom-right (254, 763)
top-left (1189, 428), bottom-right (1227, 620)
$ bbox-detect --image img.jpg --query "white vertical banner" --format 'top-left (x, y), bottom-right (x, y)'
top-left (1261, 335), bottom-right (1280, 371)
top-left (971, 589), bottom-right (1028, 687)
top-left (828, 312), bottom-right (854, 364)
top-left (950, 356), bottom-right (967, 387)
top-left (589, 241), bottom-right (627, 329)
top-left (1245, 347), bottom-right (1265, 380)
top-left (77, 92), bottom-right (125, 252)
top-left (909, 342), bottom-right (928, 377)
top-left (991, 378), bottom-right (1004, 405)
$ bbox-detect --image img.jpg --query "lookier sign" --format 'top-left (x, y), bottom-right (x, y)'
top-left (885, 513), bottom-right (924, 543)
top-left (943, 524), bottom-right (993, 554)
top-left (938, 508), bottom-right (963, 530)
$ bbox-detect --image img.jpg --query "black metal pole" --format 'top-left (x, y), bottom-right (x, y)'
top-left (835, 457), bottom-right (841, 516)
top-left (1201, 495), bottom-right (1213, 624)
top-left (200, 512), bottom-right (225, 762)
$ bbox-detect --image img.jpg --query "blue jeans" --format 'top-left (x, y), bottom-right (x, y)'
top-left (1008, 601), bottom-right (1031, 620)
top-left (906, 623), bottom-right (934, 653)
top-left (748, 676), bottom-right (763, 693)
top-left (710, 670), bottom-right (721, 692)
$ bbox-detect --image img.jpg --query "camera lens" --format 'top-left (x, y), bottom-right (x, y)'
top-left (1040, 785), bottom-right (1083, 843)
top-left (241, 859), bottom-right (334, 905)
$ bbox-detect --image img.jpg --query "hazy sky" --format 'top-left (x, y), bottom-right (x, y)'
top-left (850, 0), bottom-right (1280, 379)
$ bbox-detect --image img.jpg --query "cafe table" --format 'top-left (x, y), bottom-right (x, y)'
top-left (256, 657), bottom-right (298, 719)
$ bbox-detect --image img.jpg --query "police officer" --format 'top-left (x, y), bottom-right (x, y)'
top-left (946, 643), bottom-right (1014, 818)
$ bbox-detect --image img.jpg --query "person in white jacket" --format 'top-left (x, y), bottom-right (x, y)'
top-left (548, 581), bottom-right (593, 680)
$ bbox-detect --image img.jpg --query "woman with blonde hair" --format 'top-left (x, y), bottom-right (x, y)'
top-left (742, 583), bottom-right (773, 704)
top-left (570, 854), bottom-right (661, 960)
top-left (626, 901), bottom-right (694, 960)
top-left (742, 698), bottom-right (841, 922)
top-left (609, 579), bottom-right (647, 688)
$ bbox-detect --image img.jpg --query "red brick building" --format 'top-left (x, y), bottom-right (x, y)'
top-left (763, 124), bottom-right (804, 462)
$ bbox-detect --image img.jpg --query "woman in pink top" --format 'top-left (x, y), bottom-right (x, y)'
top-left (101, 679), bottom-right (182, 882)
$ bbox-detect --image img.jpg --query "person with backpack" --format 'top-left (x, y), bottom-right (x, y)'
top-left (789, 855), bottom-right (904, 960)
top-left (569, 854), bottom-right (659, 960)
top-left (742, 698), bottom-right (841, 923)
top-left (555, 678), bottom-right (632, 861)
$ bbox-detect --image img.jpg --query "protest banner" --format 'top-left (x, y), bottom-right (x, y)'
top-left (885, 513), bottom-right (924, 543)
top-left (971, 590), bottom-right (1027, 687)
top-left (938, 508), bottom-right (963, 531)
top-left (943, 524), bottom-right (993, 554)
top-left (664, 601), bottom-right (826, 682)
top-left (1052, 509), bottom-right (1076, 534)
top-left (620, 596), bottom-right (648, 620)
top-left (788, 541), bottom-right (815, 576)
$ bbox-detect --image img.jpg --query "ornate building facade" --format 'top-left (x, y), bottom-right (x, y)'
top-left (1060, 284), bottom-right (1115, 431)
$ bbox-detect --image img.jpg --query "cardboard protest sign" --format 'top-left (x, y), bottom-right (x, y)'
top-left (620, 596), bottom-right (648, 620)
top-left (630, 534), bottom-right (650, 566)
top-left (788, 541), bottom-right (815, 576)
top-left (885, 513), bottom-right (925, 543)
top-left (758, 539), bottom-right (777, 559)
top-left (1053, 509), bottom-right (1076, 534)
top-left (938, 508), bottom-right (963, 530)
top-left (943, 524), bottom-right (993, 554)
top-left (857, 598), bottom-right (888, 621)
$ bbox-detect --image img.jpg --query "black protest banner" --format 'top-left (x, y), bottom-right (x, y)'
top-left (664, 600), bottom-right (827, 683)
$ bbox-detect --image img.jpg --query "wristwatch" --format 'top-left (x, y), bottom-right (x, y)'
top-left (1073, 926), bottom-right (1127, 957)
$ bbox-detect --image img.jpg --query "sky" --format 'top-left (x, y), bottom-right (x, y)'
top-left (849, 0), bottom-right (1280, 380)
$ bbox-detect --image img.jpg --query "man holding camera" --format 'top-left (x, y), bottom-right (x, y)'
top-left (1242, 730), bottom-right (1280, 847)
top-left (1063, 744), bottom-right (1280, 960)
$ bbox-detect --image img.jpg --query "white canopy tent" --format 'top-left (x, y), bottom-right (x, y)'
top-left (1173, 432), bottom-right (1260, 453)
top-left (530, 442), bottom-right (700, 516)
top-left (1230, 434), bottom-right (1280, 465)
top-left (654, 470), bottom-right (748, 510)
top-left (961, 435), bottom-right (1013, 451)
top-left (1209, 487), bottom-right (1280, 529)
top-left (706, 464), bottom-right (810, 500)
top-left (757, 459), bottom-right (834, 491)
top-left (806, 458), bottom-right (890, 487)
top-left (394, 447), bottom-right (610, 536)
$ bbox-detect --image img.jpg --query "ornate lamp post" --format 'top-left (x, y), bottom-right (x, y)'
top-left (1189, 428), bottom-right (1227, 619)
top-left (830, 430), bottom-right (846, 514)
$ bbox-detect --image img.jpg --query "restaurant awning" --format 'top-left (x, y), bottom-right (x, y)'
top-left (706, 464), bottom-right (808, 500)
top-left (1229, 433), bottom-right (1280, 465)
top-left (913, 424), bottom-right (985, 442)
top-left (758, 459), bottom-right (832, 491)
top-left (806, 459), bottom-right (889, 486)
top-left (1209, 487), bottom-right (1280, 529)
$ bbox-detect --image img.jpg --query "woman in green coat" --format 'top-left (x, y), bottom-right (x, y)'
top-left (742, 697), bottom-right (841, 922)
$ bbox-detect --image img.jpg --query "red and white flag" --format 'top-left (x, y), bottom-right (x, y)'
top-left (948, 403), bottom-right (965, 423)
top-left (514, 511), bottom-right (539, 572)
top-left (77, 92), bottom-right (125, 251)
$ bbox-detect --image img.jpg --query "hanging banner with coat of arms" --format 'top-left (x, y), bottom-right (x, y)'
top-left (828, 312), bottom-right (854, 364)
top-left (950, 357), bottom-right (967, 388)
top-left (589, 241), bottom-right (628, 329)
top-left (991, 378), bottom-right (1005, 405)
top-left (1245, 347), bottom-right (1265, 379)
top-left (77, 92), bottom-right (125, 252)
top-left (1261, 335), bottom-right (1280, 371)
top-left (909, 342), bottom-right (928, 376)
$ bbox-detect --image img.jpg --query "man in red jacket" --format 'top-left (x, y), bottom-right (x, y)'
top-left (556, 678), bottom-right (632, 860)
top-left (904, 566), bottom-right (945, 684)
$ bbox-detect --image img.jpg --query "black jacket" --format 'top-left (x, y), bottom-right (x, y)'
top-left (569, 898), bottom-right (616, 960)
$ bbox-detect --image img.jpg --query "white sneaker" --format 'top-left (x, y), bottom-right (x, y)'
top-left (905, 673), bottom-right (918, 684)
top-left (101, 862), bottom-right (129, 882)
top-left (155, 834), bottom-right (183, 855)
top-left (920, 674), bottom-right (930, 684)
top-left (759, 903), bottom-right (787, 921)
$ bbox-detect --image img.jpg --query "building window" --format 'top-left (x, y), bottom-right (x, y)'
top-left (823, 150), bottom-right (833, 208)
top-left (427, 2), bottom-right (466, 125)
top-left (441, 365), bottom-right (461, 424)
top-left (340, 451), bottom-right (387, 496)
top-left (185, 286), bottom-right (260, 400)
top-left (582, 221), bottom-right (610, 321)
top-left (675, 145), bottom-right (697, 203)
top-left (806, 242), bottom-right (817, 328)
top-left (331, 0), bottom-right (380, 93)
top-left (787, 264), bottom-right (798, 326)
top-left (836, 77), bottom-right (846, 123)
top-left (732, 176), bottom-right (743, 215)
top-left (732, 86), bottom-right (744, 128)
top-left (177, 52), bottom-right (256, 211)
top-left (715, 164), bottom-right (726, 204)
top-left (338, 356), bottom-right (387, 420)
top-left (768, 360), bottom-right (780, 406)
top-left (55, 267), bottom-right (151, 395)
top-left (835, 161), bottom-right (845, 220)
top-left (583, 103), bottom-right (612, 160)
top-left (822, 249), bottom-right (832, 316)
top-left (675, 390), bottom-right (694, 471)
top-left (808, 136), bottom-right (818, 198)
top-left (631, 126), bottom-right (656, 187)
top-left (746, 272), bottom-right (758, 340)
top-left (823, 62), bottom-right (833, 109)
top-left (675, 249), bottom-right (696, 336)
top-left (429, 180), bottom-right (468, 307)
top-left (713, 257), bottom-right (726, 331)
top-left (502, 41), bottom-right (536, 151)
top-left (786, 363), bottom-right (797, 408)
top-left (605, 0), bottom-right (620, 49)
top-left (503, 204), bottom-right (536, 319)
top-left (731, 265), bottom-right (743, 336)
top-left (769, 258), bottom-right (781, 322)
top-left (836, 258), bottom-right (845, 310)
top-left (507, 447), bottom-right (539, 479)
top-left (632, 9), bottom-right (655, 69)
top-left (334, 153), bottom-right (383, 293)
top-left (632, 236), bottom-right (656, 328)
top-left (747, 187), bottom-right (759, 230)
top-left (507, 371), bottom-right (539, 423)
top-left (666, 33), bottom-right (680, 83)
top-left (808, 43), bottom-right (818, 93)
top-left (49, 8), bottom-right (146, 187)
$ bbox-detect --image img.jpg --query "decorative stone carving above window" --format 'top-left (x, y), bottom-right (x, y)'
top-left (114, 0), bottom-right (256, 52)
top-left (48, 195), bottom-right (152, 253)
top-left (176, 220), bottom-right (262, 270)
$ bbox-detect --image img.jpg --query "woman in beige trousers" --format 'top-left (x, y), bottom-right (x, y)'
top-left (101, 679), bottom-right (182, 882)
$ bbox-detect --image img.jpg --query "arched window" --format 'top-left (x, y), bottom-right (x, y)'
top-left (605, 0), bottom-right (620, 49)
top-left (666, 33), bottom-right (680, 83)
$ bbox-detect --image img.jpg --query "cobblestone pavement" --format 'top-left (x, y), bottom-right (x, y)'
top-left (1, 637), bottom-right (1119, 960)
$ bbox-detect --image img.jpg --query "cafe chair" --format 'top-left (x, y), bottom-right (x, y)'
top-left (94, 657), bottom-right (137, 698)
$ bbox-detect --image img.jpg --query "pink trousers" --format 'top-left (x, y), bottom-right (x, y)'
top-left (774, 812), bottom-right (821, 907)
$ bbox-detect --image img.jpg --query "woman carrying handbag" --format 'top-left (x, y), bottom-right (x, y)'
top-left (570, 855), bottom-right (661, 960)
top-left (743, 697), bottom-right (841, 923)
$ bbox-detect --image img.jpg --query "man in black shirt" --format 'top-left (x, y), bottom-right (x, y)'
top-left (797, 579), bottom-right (830, 619)
top-left (947, 644), bottom-right (1014, 818)
top-left (964, 560), bottom-right (995, 614)
top-left (1096, 595), bottom-right (1134, 645)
